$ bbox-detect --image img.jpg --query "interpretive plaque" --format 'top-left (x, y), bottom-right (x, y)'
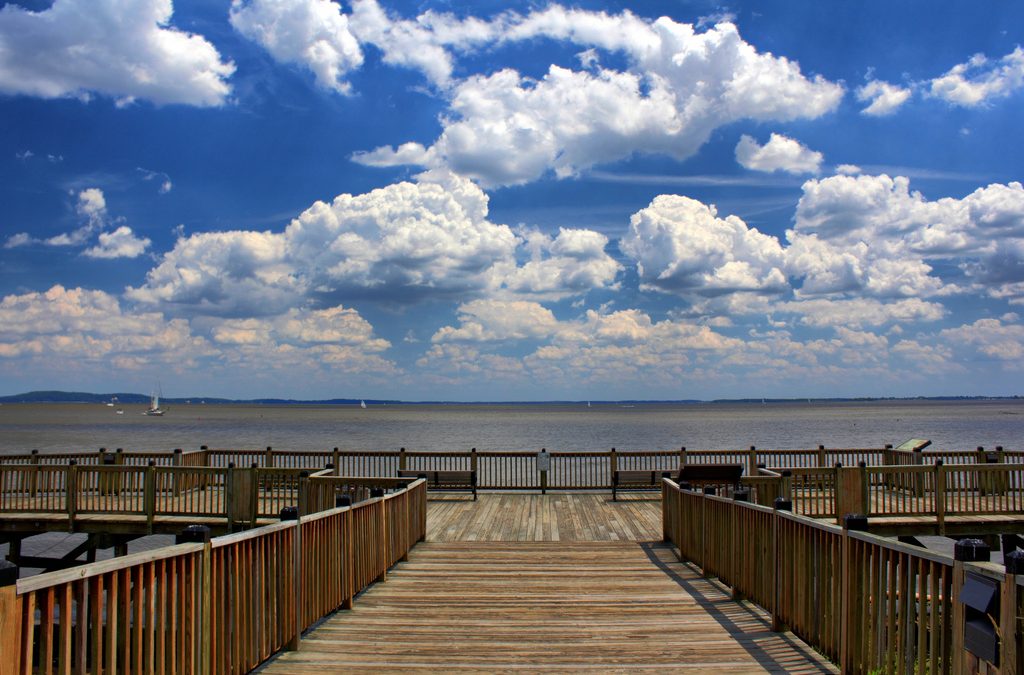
top-left (536, 450), bottom-right (551, 472)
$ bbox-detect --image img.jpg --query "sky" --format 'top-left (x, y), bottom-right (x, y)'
top-left (0, 0), bottom-right (1023, 401)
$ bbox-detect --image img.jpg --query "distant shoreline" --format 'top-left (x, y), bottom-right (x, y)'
top-left (0, 390), bottom-right (1020, 406)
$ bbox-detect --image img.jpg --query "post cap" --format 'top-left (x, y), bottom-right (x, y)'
top-left (370, 487), bottom-right (385, 498)
top-left (702, 486), bottom-right (716, 495)
top-left (773, 497), bottom-right (793, 511)
top-left (834, 462), bottom-right (843, 469)
top-left (176, 524), bottom-right (211, 544)
top-left (1005, 550), bottom-right (1024, 575)
top-left (336, 495), bottom-right (352, 508)
top-left (954, 538), bottom-right (990, 562)
top-left (843, 514), bottom-right (869, 531)
top-left (228, 462), bottom-right (235, 469)
top-left (148, 460), bottom-right (156, 467)
top-left (299, 471), bottom-right (309, 479)
top-left (251, 462), bottom-right (259, 469)
top-left (781, 469), bottom-right (792, 477)
top-left (174, 448), bottom-right (182, 453)
top-left (280, 506), bottom-right (299, 521)
top-left (0, 560), bottom-right (18, 586)
top-left (732, 489), bottom-right (750, 502)
top-left (858, 460), bottom-right (866, 468)
top-left (103, 454), bottom-right (116, 465)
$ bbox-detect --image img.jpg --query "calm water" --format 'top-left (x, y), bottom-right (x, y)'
top-left (0, 399), bottom-right (1021, 454)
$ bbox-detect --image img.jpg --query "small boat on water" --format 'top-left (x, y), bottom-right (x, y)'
top-left (115, 408), bottom-right (124, 415)
top-left (360, 400), bottom-right (367, 409)
top-left (143, 389), bottom-right (165, 416)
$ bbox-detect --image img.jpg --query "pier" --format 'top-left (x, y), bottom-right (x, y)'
top-left (1, 444), bottom-right (1023, 672)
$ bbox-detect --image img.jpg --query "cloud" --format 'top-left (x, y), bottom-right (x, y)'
top-left (431, 300), bottom-right (559, 342)
top-left (735, 133), bottom-right (823, 174)
top-left (137, 167), bottom-right (173, 193)
top-left (45, 188), bottom-right (108, 247)
top-left (230, 0), bottom-right (363, 94)
top-left (0, 285), bottom-right (398, 381)
top-left (793, 175), bottom-right (1024, 299)
top-left (856, 79), bottom-right (912, 116)
top-left (775, 297), bottom-right (946, 328)
top-left (620, 195), bottom-right (787, 296)
top-left (354, 13), bottom-right (842, 187)
top-left (83, 226), bottom-right (151, 259)
top-left (127, 171), bottom-right (619, 317)
top-left (0, 0), bottom-right (234, 106)
top-left (929, 47), bottom-right (1024, 107)
top-left (4, 232), bottom-right (33, 249)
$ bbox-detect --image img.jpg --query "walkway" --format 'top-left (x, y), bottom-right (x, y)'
top-left (263, 538), bottom-right (836, 672)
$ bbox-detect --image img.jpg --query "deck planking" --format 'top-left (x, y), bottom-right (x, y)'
top-left (426, 492), bottom-right (662, 542)
top-left (262, 540), bottom-right (837, 673)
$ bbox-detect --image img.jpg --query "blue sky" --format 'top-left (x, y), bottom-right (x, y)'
top-left (1, 0), bottom-right (1023, 401)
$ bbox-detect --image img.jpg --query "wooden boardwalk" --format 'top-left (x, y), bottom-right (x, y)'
top-left (263, 540), bottom-right (836, 673)
top-left (262, 495), bottom-right (837, 673)
top-left (427, 493), bottom-right (662, 542)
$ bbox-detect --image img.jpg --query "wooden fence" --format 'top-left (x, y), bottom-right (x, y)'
top-left (0, 478), bottom-right (427, 674)
top-left (663, 478), bottom-right (1024, 673)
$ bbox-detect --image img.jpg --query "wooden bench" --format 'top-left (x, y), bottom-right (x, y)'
top-left (397, 470), bottom-right (477, 500)
top-left (611, 470), bottom-right (675, 501)
top-left (676, 464), bottom-right (744, 494)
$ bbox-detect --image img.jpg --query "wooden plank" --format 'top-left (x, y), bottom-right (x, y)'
top-left (261, 541), bottom-right (836, 672)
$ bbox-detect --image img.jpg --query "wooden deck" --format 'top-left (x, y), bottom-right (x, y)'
top-left (262, 540), bottom-right (836, 673)
top-left (426, 492), bottom-right (662, 542)
top-left (260, 495), bottom-right (836, 673)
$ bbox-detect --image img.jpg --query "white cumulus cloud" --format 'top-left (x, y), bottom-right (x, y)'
top-left (230, 0), bottom-right (363, 94)
top-left (929, 47), bottom-right (1024, 107)
top-left (856, 79), bottom-right (912, 116)
top-left (0, 0), bottom-right (234, 106)
top-left (735, 133), bottom-right (823, 174)
top-left (84, 226), bottom-right (152, 259)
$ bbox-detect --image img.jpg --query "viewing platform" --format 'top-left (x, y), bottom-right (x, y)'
top-left (0, 444), bottom-right (1022, 672)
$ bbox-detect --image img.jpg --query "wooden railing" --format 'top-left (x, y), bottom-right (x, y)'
top-left (0, 478), bottom-right (427, 674)
top-left (662, 478), bottom-right (1024, 673)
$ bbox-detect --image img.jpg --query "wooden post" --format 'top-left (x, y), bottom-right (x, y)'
top-left (771, 498), bottom-right (792, 632)
top-left (470, 448), bottom-right (478, 475)
top-left (748, 445), bottom-right (757, 476)
top-left (679, 446), bottom-right (687, 468)
top-left (951, 539), bottom-right (991, 675)
top-left (175, 525), bottom-right (212, 674)
top-left (280, 507), bottom-right (302, 651)
top-left (835, 464), bottom-right (867, 524)
top-left (144, 460), bottom-right (157, 531)
top-left (840, 514), bottom-right (868, 673)
top-left (817, 445), bottom-right (826, 468)
top-left (935, 460), bottom-right (946, 534)
top-left (0, 561), bottom-right (23, 675)
top-left (29, 449), bottom-right (39, 498)
top-left (66, 461), bottom-right (78, 528)
top-left (297, 472), bottom-right (309, 517)
top-left (333, 447), bottom-right (341, 476)
top-left (398, 447), bottom-right (407, 471)
top-left (172, 448), bottom-right (183, 497)
top-left (540, 448), bottom-right (548, 495)
top-left (224, 463), bottom-right (235, 525)
top-left (265, 446), bottom-right (274, 468)
top-left (1001, 550), bottom-right (1023, 674)
top-left (610, 448), bottom-right (618, 490)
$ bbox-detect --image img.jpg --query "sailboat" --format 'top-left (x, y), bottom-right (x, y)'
top-left (360, 400), bottom-right (367, 409)
top-left (143, 388), bottom-right (165, 416)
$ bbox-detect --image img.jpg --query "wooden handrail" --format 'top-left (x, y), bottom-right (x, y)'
top-left (0, 477), bottom-right (427, 674)
top-left (662, 479), bottom-right (1022, 672)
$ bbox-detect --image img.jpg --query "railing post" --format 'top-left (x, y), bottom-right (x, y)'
top-left (176, 525), bottom-right (212, 675)
top-left (172, 448), bottom-right (183, 497)
top-left (398, 447), bottom-right (407, 472)
top-left (540, 448), bottom-right (548, 495)
top-left (29, 449), bottom-right (39, 498)
top-left (679, 446), bottom-right (686, 467)
top-left (609, 448), bottom-right (618, 489)
top-left (952, 539), bottom-right (991, 675)
top-left (298, 472), bottom-right (309, 517)
top-left (225, 463), bottom-right (235, 525)
top-left (265, 446), bottom-right (274, 468)
top-left (1002, 550), bottom-right (1023, 674)
top-left (835, 463), bottom-right (867, 524)
top-left (333, 447), bottom-right (341, 476)
top-left (935, 460), bottom-right (946, 534)
top-left (818, 445), bottom-right (826, 468)
top-left (771, 498), bottom-right (792, 632)
top-left (748, 445), bottom-right (757, 476)
top-left (145, 460), bottom-right (157, 531)
top-left (249, 463), bottom-right (259, 526)
top-left (66, 460), bottom-right (78, 527)
top-left (0, 560), bottom-right (23, 674)
top-left (840, 514), bottom-right (868, 673)
top-left (280, 506), bottom-right (302, 651)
